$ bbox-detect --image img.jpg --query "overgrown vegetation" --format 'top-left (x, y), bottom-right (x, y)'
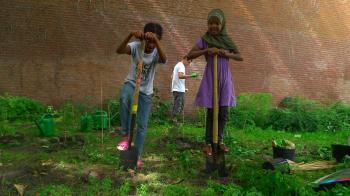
top-left (4, 90), bottom-right (345, 134)
top-left (1, 93), bottom-right (350, 195)
top-left (150, 87), bottom-right (171, 124)
top-left (0, 94), bottom-right (45, 122)
top-left (228, 92), bottom-right (272, 128)
top-left (226, 93), bottom-right (350, 132)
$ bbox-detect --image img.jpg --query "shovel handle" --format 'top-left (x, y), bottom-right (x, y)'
top-left (129, 40), bottom-right (146, 146)
top-left (131, 40), bottom-right (145, 114)
top-left (213, 54), bottom-right (218, 145)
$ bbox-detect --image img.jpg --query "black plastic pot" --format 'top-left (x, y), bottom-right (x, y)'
top-left (273, 146), bottom-right (295, 161)
top-left (331, 144), bottom-right (350, 163)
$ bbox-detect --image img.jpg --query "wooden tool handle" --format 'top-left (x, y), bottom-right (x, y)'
top-left (131, 40), bottom-right (145, 114)
top-left (213, 54), bottom-right (218, 145)
top-left (129, 40), bottom-right (145, 145)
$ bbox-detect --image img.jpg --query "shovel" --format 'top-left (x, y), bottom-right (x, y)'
top-left (120, 40), bottom-right (145, 170)
top-left (205, 54), bottom-right (227, 177)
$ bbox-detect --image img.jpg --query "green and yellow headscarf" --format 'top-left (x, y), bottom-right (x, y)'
top-left (202, 9), bottom-right (237, 51)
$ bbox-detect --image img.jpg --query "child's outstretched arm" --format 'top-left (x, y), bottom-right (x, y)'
top-left (145, 32), bottom-right (167, 63)
top-left (187, 45), bottom-right (207, 60)
top-left (116, 31), bottom-right (143, 55)
top-left (178, 72), bottom-right (198, 79)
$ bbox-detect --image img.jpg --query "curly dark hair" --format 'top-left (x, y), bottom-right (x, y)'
top-left (144, 22), bottom-right (163, 40)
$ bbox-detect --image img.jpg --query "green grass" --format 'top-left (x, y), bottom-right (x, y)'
top-left (1, 120), bottom-right (350, 195)
top-left (0, 151), bottom-right (30, 163)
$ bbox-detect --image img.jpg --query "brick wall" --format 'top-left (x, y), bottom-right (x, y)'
top-left (1, 0), bottom-right (350, 115)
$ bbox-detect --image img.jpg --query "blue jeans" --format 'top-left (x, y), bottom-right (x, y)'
top-left (119, 82), bottom-right (152, 158)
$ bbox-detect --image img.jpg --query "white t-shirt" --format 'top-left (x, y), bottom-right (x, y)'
top-left (125, 41), bottom-right (164, 95)
top-left (171, 62), bottom-right (186, 92)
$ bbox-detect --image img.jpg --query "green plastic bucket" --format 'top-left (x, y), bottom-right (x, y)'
top-left (80, 113), bottom-right (93, 132)
top-left (92, 110), bottom-right (108, 130)
top-left (36, 114), bottom-right (55, 137)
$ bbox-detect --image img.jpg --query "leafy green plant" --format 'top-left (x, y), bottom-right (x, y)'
top-left (268, 109), bottom-right (318, 132)
top-left (82, 143), bottom-right (119, 165)
top-left (106, 98), bottom-right (120, 126)
top-left (266, 97), bottom-right (350, 132)
top-left (321, 184), bottom-right (350, 195)
top-left (46, 105), bottom-right (59, 118)
top-left (190, 107), bottom-right (207, 127)
top-left (136, 184), bottom-right (148, 196)
top-left (119, 181), bottom-right (130, 196)
top-left (224, 135), bottom-right (257, 157)
top-left (86, 177), bottom-right (119, 195)
top-left (0, 151), bottom-right (29, 163)
top-left (165, 143), bottom-right (177, 153)
top-left (267, 108), bottom-right (297, 131)
top-left (343, 156), bottom-right (350, 168)
top-left (59, 101), bottom-right (77, 131)
top-left (39, 185), bottom-right (73, 196)
top-left (200, 187), bottom-right (216, 196)
top-left (0, 120), bottom-right (17, 135)
top-left (0, 94), bottom-right (45, 122)
top-left (206, 180), bottom-right (243, 195)
top-left (162, 185), bottom-right (190, 196)
top-left (318, 102), bottom-right (350, 132)
top-left (150, 87), bottom-right (171, 125)
top-left (267, 97), bottom-right (320, 132)
top-left (229, 93), bottom-right (272, 128)
top-left (229, 109), bottom-right (256, 128)
top-left (258, 171), bottom-right (302, 195)
top-left (178, 150), bottom-right (191, 170)
top-left (318, 146), bottom-right (332, 160)
top-left (236, 168), bottom-right (314, 195)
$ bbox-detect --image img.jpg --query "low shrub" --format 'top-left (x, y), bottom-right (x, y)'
top-left (229, 92), bottom-right (272, 128)
top-left (150, 88), bottom-right (171, 124)
top-left (0, 94), bottom-right (45, 122)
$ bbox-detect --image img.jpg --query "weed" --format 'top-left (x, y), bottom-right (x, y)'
top-left (106, 98), bottom-right (120, 126)
top-left (59, 101), bottom-right (77, 132)
top-left (136, 184), bottom-right (148, 196)
top-left (38, 185), bottom-right (73, 196)
top-left (0, 151), bottom-right (29, 163)
top-left (321, 184), bottom-right (350, 195)
top-left (192, 107), bottom-right (206, 128)
top-left (74, 96), bottom-right (95, 114)
top-left (229, 93), bottom-right (272, 128)
top-left (85, 177), bottom-right (119, 195)
top-left (162, 184), bottom-right (190, 196)
top-left (150, 87), bottom-right (171, 125)
top-left (318, 146), bottom-right (332, 160)
top-left (119, 181), bottom-right (130, 196)
top-left (206, 179), bottom-right (243, 195)
top-left (0, 94), bottom-right (45, 122)
top-left (200, 187), bottom-right (216, 196)
top-left (178, 150), bottom-right (191, 170)
top-left (0, 120), bottom-right (17, 135)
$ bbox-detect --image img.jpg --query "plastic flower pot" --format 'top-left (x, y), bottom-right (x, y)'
top-left (273, 146), bottom-right (295, 161)
top-left (332, 144), bottom-right (350, 163)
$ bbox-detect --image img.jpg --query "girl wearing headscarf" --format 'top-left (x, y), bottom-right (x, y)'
top-left (187, 9), bottom-right (243, 156)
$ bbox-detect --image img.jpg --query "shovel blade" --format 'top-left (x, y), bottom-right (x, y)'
top-left (205, 148), bottom-right (227, 177)
top-left (120, 147), bottom-right (138, 170)
top-left (205, 156), bottom-right (216, 174)
top-left (217, 150), bottom-right (228, 177)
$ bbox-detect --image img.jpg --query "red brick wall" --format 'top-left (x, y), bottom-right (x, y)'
top-left (1, 0), bottom-right (350, 114)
